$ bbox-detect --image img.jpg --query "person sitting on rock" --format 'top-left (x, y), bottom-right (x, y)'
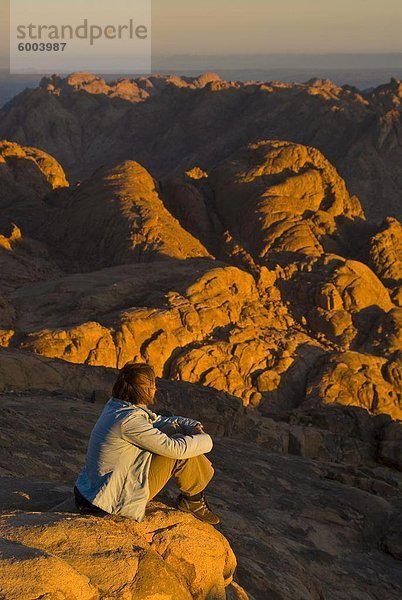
top-left (74, 362), bottom-right (220, 525)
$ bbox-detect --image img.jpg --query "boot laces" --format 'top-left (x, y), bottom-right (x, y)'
top-left (200, 494), bottom-right (211, 511)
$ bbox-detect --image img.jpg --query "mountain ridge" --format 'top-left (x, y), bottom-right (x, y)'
top-left (1, 72), bottom-right (402, 223)
top-left (1, 80), bottom-right (402, 598)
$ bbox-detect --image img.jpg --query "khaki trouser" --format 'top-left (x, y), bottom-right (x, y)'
top-left (148, 454), bottom-right (214, 500)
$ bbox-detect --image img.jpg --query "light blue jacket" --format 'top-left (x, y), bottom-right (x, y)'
top-left (75, 398), bottom-right (213, 522)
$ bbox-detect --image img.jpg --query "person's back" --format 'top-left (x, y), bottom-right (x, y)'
top-left (75, 363), bottom-right (220, 524)
top-left (76, 398), bottom-right (148, 519)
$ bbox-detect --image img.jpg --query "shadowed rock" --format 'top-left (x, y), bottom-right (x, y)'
top-left (44, 160), bottom-right (211, 270)
top-left (0, 140), bottom-right (68, 234)
top-left (3, 73), bottom-right (402, 222)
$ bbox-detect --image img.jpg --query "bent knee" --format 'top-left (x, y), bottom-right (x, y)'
top-left (202, 455), bottom-right (215, 480)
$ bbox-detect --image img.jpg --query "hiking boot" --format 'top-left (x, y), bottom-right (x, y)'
top-left (177, 493), bottom-right (220, 525)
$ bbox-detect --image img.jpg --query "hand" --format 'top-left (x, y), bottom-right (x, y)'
top-left (160, 423), bottom-right (181, 436)
top-left (192, 424), bottom-right (204, 435)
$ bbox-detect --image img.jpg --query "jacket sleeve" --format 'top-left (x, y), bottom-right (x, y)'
top-left (121, 413), bottom-right (212, 459)
top-left (153, 414), bottom-right (202, 435)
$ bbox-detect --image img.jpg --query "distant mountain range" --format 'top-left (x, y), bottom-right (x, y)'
top-left (1, 71), bottom-right (402, 223)
top-left (1, 52), bottom-right (402, 104)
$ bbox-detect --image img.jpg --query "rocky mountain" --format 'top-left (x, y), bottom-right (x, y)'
top-left (0, 102), bottom-right (401, 598)
top-left (1, 72), bottom-right (402, 223)
top-left (1, 138), bottom-right (399, 417)
top-left (0, 140), bottom-right (68, 233)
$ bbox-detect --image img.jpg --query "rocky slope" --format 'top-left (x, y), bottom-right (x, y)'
top-left (1, 139), bottom-right (400, 418)
top-left (0, 129), bottom-right (401, 598)
top-left (0, 381), bottom-right (402, 599)
top-left (1, 73), bottom-right (402, 222)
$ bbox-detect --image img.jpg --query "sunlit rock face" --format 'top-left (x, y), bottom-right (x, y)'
top-left (369, 217), bottom-right (402, 307)
top-left (0, 501), bottom-right (237, 600)
top-left (305, 350), bottom-right (401, 420)
top-left (0, 137), bottom-right (400, 418)
top-left (210, 140), bottom-right (365, 261)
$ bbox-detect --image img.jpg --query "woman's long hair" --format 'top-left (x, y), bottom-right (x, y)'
top-left (112, 362), bottom-right (155, 405)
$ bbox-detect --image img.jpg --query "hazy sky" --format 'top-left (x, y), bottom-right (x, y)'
top-left (152, 0), bottom-right (402, 54)
top-left (1, 0), bottom-right (402, 68)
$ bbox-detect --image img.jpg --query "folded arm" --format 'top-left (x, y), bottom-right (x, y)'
top-left (153, 414), bottom-right (203, 435)
top-left (121, 413), bottom-right (211, 459)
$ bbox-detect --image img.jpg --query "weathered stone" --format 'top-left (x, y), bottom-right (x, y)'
top-left (210, 140), bottom-right (364, 261)
top-left (306, 351), bottom-right (402, 419)
top-left (379, 421), bottom-right (402, 471)
top-left (0, 347), bottom-right (115, 399)
top-left (370, 217), bottom-right (402, 305)
top-left (0, 506), bottom-right (235, 600)
top-left (0, 140), bottom-right (68, 234)
top-left (44, 160), bottom-right (210, 270)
